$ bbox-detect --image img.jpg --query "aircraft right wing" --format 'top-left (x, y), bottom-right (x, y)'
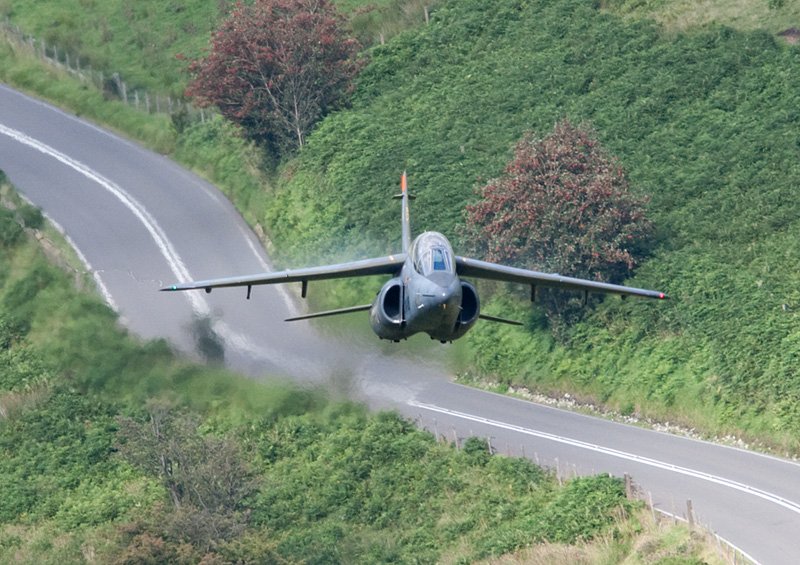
top-left (455, 256), bottom-right (667, 300)
top-left (162, 254), bottom-right (406, 293)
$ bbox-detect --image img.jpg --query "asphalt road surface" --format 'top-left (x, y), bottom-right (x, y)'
top-left (2, 84), bottom-right (799, 564)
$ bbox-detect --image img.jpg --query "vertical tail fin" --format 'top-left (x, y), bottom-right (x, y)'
top-left (393, 171), bottom-right (414, 253)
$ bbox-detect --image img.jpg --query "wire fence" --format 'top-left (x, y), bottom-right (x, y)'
top-left (0, 17), bottom-right (207, 124)
top-left (436, 424), bottom-right (757, 565)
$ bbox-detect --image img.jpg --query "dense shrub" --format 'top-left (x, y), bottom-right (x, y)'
top-left (0, 208), bottom-right (23, 248)
top-left (465, 120), bottom-right (652, 335)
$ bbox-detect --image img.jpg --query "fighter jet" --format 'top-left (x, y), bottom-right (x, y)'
top-left (163, 173), bottom-right (666, 342)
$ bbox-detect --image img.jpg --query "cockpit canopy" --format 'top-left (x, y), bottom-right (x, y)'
top-left (411, 232), bottom-right (455, 276)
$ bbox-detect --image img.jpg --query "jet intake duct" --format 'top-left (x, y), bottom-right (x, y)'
top-left (370, 278), bottom-right (406, 340)
top-left (451, 281), bottom-right (480, 340)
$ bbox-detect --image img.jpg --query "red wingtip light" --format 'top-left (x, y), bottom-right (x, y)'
top-left (659, 293), bottom-right (666, 299)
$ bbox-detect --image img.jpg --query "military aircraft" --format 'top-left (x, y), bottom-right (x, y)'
top-left (163, 173), bottom-right (666, 342)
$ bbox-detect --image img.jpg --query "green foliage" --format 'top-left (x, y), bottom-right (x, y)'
top-left (0, 385), bottom-right (125, 524)
top-left (3, 0), bottom-right (428, 98)
top-left (0, 183), bottom-right (647, 563)
top-left (116, 403), bottom-right (255, 548)
top-left (263, 0), bottom-right (800, 445)
top-left (242, 408), bottom-right (616, 562)
top-left (462, 435), bottom-right (491, 465)
top-left (531, 475), bottom-right (628, 543)
top-left (0, 207), bottom-right (23, 247)
top-left (173, 117), bottom-right (271, 225)
top-left (4, 0), bottom-right (220, 94)
top-left (17, 202), bottom-right (44, 230)
top-left (345, 0), bottom-right (442, 47)
top-left (0, 42), bottom-right (176, 153)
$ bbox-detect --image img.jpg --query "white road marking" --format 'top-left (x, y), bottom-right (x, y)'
top-left (409, 399), bottom-right (800, 518)
top-left (651, 507), bottom-right (761, 565)
top-left (8, 188), bottom-right (120, 312)
top-left (0, 122), bottom-right (207, 314)
top-left (0, 122), bottom-right (306, 367)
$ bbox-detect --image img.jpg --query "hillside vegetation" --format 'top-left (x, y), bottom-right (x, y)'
top-left (0, 0), bottom-right (778, 560)
top-left (0, 0), bottom-right (435, 95)
top-left (605, 0), bottom-right (800, 34)
top-left (0, 0), bottom-right (219, 93)
top-left (257, 0), bottom-right (800, 449)
top-left (3, 0), bottom-right (800, 440)
top-left (3, 0), bottom-right (800, 447)
top-left (0, 177), bottom-right (716, 565)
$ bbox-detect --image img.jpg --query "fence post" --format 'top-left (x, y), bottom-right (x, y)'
top-left (0, 23), bottom-right (191, 119)
top-left (686, 499), bottom-right (695, 529)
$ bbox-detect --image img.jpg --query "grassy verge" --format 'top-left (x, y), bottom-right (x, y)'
top-left (604, 0), bottom-right (800, 35)
top-left (0, 40), bottom-right (175, 152)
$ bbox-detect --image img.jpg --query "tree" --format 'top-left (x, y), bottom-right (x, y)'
top-left (116, 402), bottom-right (256, 550)
top-left (186, 0), bottom-right (361, 157)
top-left (465, 120), bottom-right (652, 334)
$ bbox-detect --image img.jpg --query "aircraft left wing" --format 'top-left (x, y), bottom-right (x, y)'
top-left (455, 256), bottom-right (667, 300)
top-left (162, 254), bottom-right (406, 293)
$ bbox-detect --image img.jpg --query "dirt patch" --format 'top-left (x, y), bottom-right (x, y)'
top-left (778, 27), bottom-right (800, 44)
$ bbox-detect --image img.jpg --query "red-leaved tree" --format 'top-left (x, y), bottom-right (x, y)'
top-left (465, 119), bottom-right (652, 334)
top-left (186, 0), bottom-right (361, 156)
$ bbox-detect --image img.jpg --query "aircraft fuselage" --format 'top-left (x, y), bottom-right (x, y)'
top-left (370, 231), bottom-right (479, 342)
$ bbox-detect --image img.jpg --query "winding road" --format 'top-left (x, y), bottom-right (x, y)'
top-left (2, 84), bottom-right (798, 564)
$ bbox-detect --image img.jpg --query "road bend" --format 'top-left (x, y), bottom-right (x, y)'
top-left (2, 84), bottom-right (798, 564)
